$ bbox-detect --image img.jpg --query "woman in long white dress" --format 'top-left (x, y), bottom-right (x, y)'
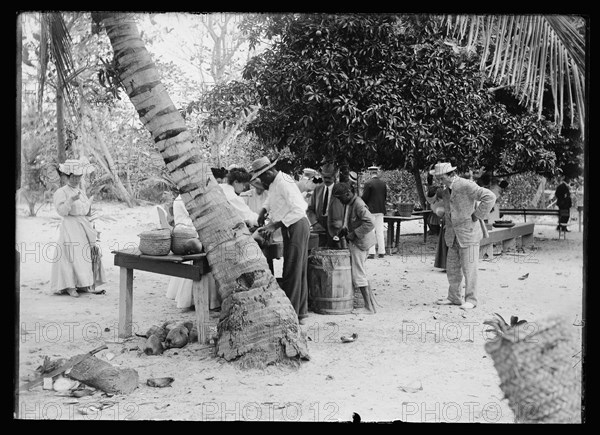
top-left (50, 159), bottom-right (106, 297)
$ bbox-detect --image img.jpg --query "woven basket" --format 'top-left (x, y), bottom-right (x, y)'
top-left (397, 203), bottom-right (413, 217)
top-left (171, 225), bottom-right (199, 255)
top-left (138, 228), bottom-right (172, 256)
top-left (484, 316), bottom-right (581, 423)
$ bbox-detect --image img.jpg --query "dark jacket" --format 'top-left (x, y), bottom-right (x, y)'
top-left (555, 182), bottom-right (572, 210)
top-left (307, 183), bottom-right (345, 237)
top-left (361, 177), bottom-right (387, 214)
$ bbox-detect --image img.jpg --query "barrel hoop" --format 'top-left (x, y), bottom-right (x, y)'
top-left (312, 297), bottom-right (353, 302)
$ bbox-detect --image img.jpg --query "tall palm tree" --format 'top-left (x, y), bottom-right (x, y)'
top-left (443, 14), bottom-right (587, 137)
top-left (92, 12), bottom-right (308, 364)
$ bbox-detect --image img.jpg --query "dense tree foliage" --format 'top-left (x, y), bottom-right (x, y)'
top-left (19, 12), bottom-right (584, 213)
top-left (238, 14), bottom-right (574, 179)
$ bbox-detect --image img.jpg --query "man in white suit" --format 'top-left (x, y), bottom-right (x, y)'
top-left (430, 162), bottom-right (496, 310)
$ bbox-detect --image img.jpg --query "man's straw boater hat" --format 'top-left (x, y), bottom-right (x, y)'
top-left (429, 162), bottom-right (457, 176)
top-left (249, 156), bottom-right (278, 181)
top-left (348, 171), bottom-right (358, 184)
top-left (302, 168), bottom-right (317, 177)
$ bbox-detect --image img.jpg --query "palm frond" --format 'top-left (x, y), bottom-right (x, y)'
top-left (37, 12), bottom-right (75, 110)
top-left (443, 14), bottom-right (586, 138)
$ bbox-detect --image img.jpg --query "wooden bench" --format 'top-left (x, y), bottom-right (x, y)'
top-left (479, 222), bottom-right (535, 258)
top-left (500, 206), bottom-right (583, 232)
top-left (500, 208), bottom-right (558, 221)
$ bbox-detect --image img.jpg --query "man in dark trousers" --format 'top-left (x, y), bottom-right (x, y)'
top-left (306, 162), bottom-right (345, 247)
top-left (251, 156), bottom-right (311, 325)
top-left (361, 165), bottom-right (387, 258)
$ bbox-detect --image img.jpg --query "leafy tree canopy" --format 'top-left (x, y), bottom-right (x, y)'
top-left (234, 13), bottom-right (571, 177)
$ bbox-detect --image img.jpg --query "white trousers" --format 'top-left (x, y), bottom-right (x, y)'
top-left (349, 241), bottom-right (369, 287)
top-left (368, 213), bottom-right (386, 255)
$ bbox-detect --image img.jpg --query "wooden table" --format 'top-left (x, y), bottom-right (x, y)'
top-left (113, 247), bottom-right (211, 342)
top-left (384, 210), bottom-right (432, 253)
top-left (113, 242), bottom-right (283, 343)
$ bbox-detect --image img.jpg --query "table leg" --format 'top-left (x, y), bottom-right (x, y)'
top-left (395, 222), bottom-right (401, 251)
top-left (118, 267), bottom-right (133, 339)
top-left (192, 278), bottom-right (210, 344)
top-left (423, 215), bottom-right (428, 243)
top-left (386, 222), bottom-right (393, 254)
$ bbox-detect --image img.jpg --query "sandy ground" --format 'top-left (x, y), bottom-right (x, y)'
top-left (14, 200), bottom-right (585, 422)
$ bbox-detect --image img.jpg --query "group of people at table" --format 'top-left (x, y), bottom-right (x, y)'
top-left (48, 156), bottom-right (502, 327)
top-left (165, 158), bottom-right (389, 322)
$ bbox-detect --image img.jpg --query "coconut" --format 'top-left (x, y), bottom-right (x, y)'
top-left (188, 325), bottom-right (198, 343)
top-left (143, 334), bottom-right (164, 356)
top-left (165, 325), bottom-right (189, 349)
top-left (183, 238), bottom-right (203, 254)
top-left (145, 325), bottom-right (167, 342)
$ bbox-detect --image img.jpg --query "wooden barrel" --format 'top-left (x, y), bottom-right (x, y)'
top-left (308, 248), bottom-right (353, 314)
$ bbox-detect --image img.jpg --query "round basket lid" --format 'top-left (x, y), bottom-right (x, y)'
top-left (139, 228), bottom-right (171, 239)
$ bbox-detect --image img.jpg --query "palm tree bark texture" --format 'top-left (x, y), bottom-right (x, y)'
top-left (97, 13), bottom-right (309, 364)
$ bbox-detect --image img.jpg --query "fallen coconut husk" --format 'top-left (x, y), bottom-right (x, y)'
top-left (146, 325), bottom-right (168, 342)
top-left (67, 355), bottom-right (139, 394)
top-left (164, 324), bottom-right (189, 349)
top-left (143, 335), bottom-right (165, 355)
top-left (188, 325), bottom-right (198, 343)
top-left (20, 345), bottom-right (108, 392)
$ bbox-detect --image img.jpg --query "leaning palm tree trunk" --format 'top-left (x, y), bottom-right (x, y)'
top-left (96, 13), bottom-right (309, 364)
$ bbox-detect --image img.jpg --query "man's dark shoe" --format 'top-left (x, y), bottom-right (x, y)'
top-left (367, 254), bottom-right (375, 259)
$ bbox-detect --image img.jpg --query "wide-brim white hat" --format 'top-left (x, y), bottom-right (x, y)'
top-left (429, 162), bottom-right (457, 176)
top-left (58, 158), bottom-right (94, 176)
